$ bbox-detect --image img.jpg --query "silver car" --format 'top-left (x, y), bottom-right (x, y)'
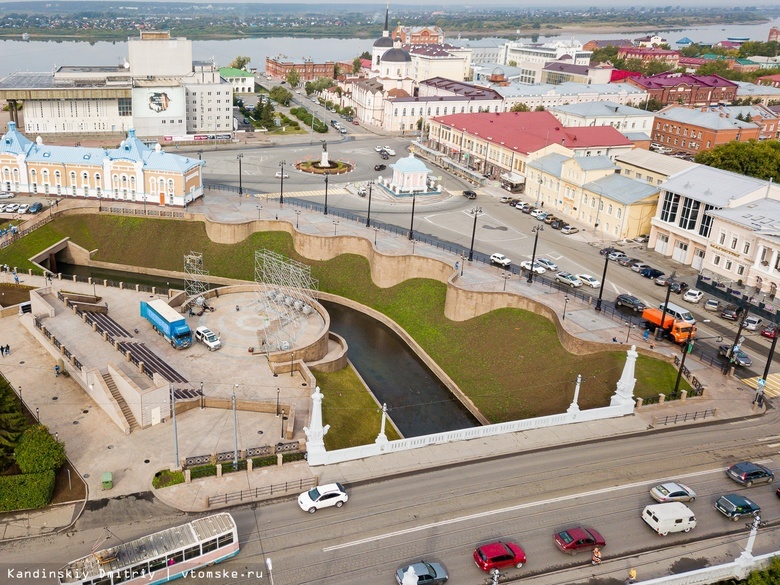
top-left (650, 482), bottom-right (697, 503)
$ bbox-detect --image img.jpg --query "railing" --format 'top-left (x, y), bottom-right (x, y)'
top-left (653, 409), bottom-right (717, 426)
top-left (207, 477), bottom-right (316, 508)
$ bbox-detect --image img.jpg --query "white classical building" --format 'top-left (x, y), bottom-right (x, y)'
top-left (380, 152), bottom-right (438, 196)
top-left (502, 40), bottom-right (592, 84)
top-left (451, 38), bottom-right (509, 66)
top-left (548, 101), bottom-right (656, 134)
top-left (649, 166), bottom-right (780, 271)
top-left (495, 82), bottom-right (648, 111)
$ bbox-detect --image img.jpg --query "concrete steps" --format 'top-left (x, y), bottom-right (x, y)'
top-left (103, 372), bottom-right (139, 432)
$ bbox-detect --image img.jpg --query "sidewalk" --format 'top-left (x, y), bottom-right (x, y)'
top-left (0, 175), bottom-right (765, 541)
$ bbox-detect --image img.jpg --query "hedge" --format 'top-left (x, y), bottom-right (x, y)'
top-left (0, 471), bottom-right (56, 511)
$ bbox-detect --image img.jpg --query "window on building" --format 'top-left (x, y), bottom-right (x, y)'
top-left (731, 236), bottom-right (738, 250)
top-left (713, 255), bottom-right (720, 266)
top-left (678, 198), bottom-right (700, 230)
top-left (725, 260), bottom-right (733, 271)
top-left (660, 192), bottom-right (680, 223)
top-left (737, 265), bottom-right (745, 276)
top-left (118, 98), bottom-right (132, 116)
top-left (743, 242), bottom-right (750, 255)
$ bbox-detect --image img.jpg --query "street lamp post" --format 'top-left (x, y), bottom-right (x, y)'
top-left (373, 226), bottom-right (379, 246)
top-left (266, 558), bottom-right (275, 585)
top-left (256, 205), bottom-right (262, 219)
top-left (726, 303), bottom-right (751, 371)
top-left (563, 295), bottom-right (570, 321)
top-left (280, 409), bottom-right (286, 439)
top-left (467, 206), bottom-right (482, 261)
top-left (294, 210), bottom-right (301, 229)
top-left (333, 220), bottom-right (339, 235)
top-left (324, 174), bottom-right (329, 216)
top-left (673, 325), bottom-right (718, 397)
top-left (408, 192), bottom-right (417, 240)
top-left (594, 253), bottom-right (612, 312)
top-left (236, 154), bottom-right (244, 195)
top-left (278, 160), bottom-right (286, 205)
top-left (276, 388), bottom-right (280, 417)
top-left (366, 182), bottom-right (373, 228)
top-left (502, 272), bottom-right (511, 291)
top-left (197, 150), bottom-right (203, 160)
top-left (527, 225), bottom-right (543, 283)
top-left (624, 322), bottom-right (635, 343)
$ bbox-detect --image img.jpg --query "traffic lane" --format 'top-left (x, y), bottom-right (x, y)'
top-left (246, 463), bottom-right (780, 585)
top-left (243, 419), bottom-right (780, 579)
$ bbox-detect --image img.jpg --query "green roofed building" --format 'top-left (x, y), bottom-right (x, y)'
top-left (219, 67), bottom-right (255, 94)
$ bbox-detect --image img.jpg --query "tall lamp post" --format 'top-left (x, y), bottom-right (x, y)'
top-left (563, 295), bottom-right (570, 321)
top-left (236, 153), bottom-right (244, 195)
top-left (323, 174), bottom-right (329, 215)
top-left (467, 206), bottom-right (482, 261)
top-left (528, 225), bottom-right (543, 283)
top-left (726, 303), bottom-right (752, 371)
top-left (408, 192), bottom-right (417, 240)
top-left (278, 160), bottom-right (286, 205)
top-left (594, 253), bottom-right (612, 312)
top-left (294, 210), bottom-right (301, 229)
top-left (366, 182), bottom-right (373, 228)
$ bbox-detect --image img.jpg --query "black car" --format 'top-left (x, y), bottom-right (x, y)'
top-left (615, 294), bottom-right (646, 312)
top-left (726, 461), bottom-right (774, 487)
top-left (720, 304), bottom-right (743, 320)
top-left (374, 164), bottom-right (387, 171)
top-left (714, 494), bottom-right (760, 521)
top-left (380, 151), bottom-right (390, 160)
top-left (463, 190), bottom-right (477, 200)
top-left (668, 281), bottom-right (690, 294)
top-left (600, 247), bottom-right (624, 256)
top-left (640, 267), bottom-right (665, 279)
top-left (550, 220), bottom-right (566, 230)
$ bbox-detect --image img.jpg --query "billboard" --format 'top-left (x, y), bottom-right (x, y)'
top-left (132, 86), bottom-right (185, 119)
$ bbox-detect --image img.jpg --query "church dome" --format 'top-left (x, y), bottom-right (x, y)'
top-left (381, 47), bottom-right (412, 63)
top-left (373, 36), bottom-right (394, 48)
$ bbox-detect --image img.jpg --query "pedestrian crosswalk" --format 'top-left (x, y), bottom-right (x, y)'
top-left (740, 373), bottom-right (780, 398)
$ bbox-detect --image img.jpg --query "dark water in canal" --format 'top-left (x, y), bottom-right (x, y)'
top-left (54, 263), bottom-right (478, 436)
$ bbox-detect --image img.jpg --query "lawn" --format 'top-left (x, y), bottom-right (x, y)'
top-left (0, 215), bottom-right (687, 426)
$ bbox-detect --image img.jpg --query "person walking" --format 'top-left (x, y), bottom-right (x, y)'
top-left (0, 345), bottom-right (4, 357)
top-left (591, 547), bottom-right (602, 566)
top-left (5, 344), bottom-right (9, 356)
top-left (625, 568), bottom-right (637, 584)
top-left (54, 364), bottom-right (60, 377)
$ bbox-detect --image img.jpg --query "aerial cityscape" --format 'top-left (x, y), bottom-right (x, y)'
top-left (1, 2), bottom-right (780, 585)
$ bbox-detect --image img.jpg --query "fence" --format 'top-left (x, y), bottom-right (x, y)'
top-left (0, 212), bottom-right (54, 250)
top-left (207, 477), bottom-right (316, 508)
top-left (653, 409), bottom-right (717, 426)
top-left (184, 441), bottom-right (302, 469)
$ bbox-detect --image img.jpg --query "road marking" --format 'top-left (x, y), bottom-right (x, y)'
top-left (322, 466), bottom-right (729, 551)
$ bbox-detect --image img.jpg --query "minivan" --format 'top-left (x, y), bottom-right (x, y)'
top-left (642, 502), bottom-right (696, 536)
top-left (659, 301), bottom-right (696, 325)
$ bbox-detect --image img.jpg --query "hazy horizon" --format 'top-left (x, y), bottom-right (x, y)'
top-left (0, 1), bottom-right (777, 6)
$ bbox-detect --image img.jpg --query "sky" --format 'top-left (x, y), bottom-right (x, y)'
top-left (1, 1), bottom-right (776, 5)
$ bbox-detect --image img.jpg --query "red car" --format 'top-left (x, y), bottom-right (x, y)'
top-left (761, 325), bottom-right (777, 340)
top-left (554, 526), bottom-right (605, 554)
top-left (473, 540), bottom-right (526, 571)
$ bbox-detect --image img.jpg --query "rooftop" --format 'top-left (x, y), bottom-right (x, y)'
top-left (661, 166), bottom-right (779, 207)
top-left (709, 198), bottom-right (780, 237)
top-left (615, 149), bottom-right (697, 177)
top-left (494, 81), bottom-right (644, 99)
top-left (549, 100), bottom-right (650, 118)
top-left (655, 106), bottom-right (758, 131)
top-left (629, 73), bottom-right (737, 90)
top-left (585, 173), bottom-right (660, 205)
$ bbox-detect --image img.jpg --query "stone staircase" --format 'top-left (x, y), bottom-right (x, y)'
top-left (102, 372), bottom-right (140, 432)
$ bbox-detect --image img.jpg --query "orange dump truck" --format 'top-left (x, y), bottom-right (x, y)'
top-left (642, 308), bottom-right (697, 344)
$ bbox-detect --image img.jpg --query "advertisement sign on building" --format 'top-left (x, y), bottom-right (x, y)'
top-left (132, 87), bottom-right (186, 119)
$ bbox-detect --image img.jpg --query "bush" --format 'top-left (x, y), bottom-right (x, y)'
top-left (14, 425), bottom-right (65, 474)
top-left (222, 460), bottom-right (247, 474)
top-left (252, 455), bottom-right (277, 468)
top-left (0, 471), bottom-right (55, 511)
top-left (189, 464), bottom-right (217, 480)
top-left (282, 452), bottom-right (306, 463)
top-left (152, 469), bottom-right (184, 489)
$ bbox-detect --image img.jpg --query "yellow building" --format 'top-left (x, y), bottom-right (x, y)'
top-left (0, 123), bottom-right (203, 207)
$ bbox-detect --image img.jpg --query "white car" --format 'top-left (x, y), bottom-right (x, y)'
top-left (375, 145), bottom-right (385, 152)
top-left (556, 271), bottom-right (582, 287)
top-left (4, 203), bottom-right (19, 213)
top-left (0, 192), bottom-right (14, 199)
top-left (742, 316), bottom-right (763, 331)
top-left (490, 253), bottom-right (511, 267)
top-left (576, 274), bottom-right (601, 288)
top-left (298, 482), bottom-right (348, 513)
top-left (383, 147), bottom-right (396, 156)
top-left (530, 209), bottom-right (546, 218)
top-left (275, 171), bottom-right (290, 179)
top-left (536, 258), bottom-right (558, 271)
top-left (17, 203), bottom-right (29, 213)
top-left (561, 225), bottom-right (579, 235)
top-left (520, 260), bottom-right (545, 274)
top-left (194, 326), bottom-right (221, 350)
top-left (682, 289), bottom-right (704, 304)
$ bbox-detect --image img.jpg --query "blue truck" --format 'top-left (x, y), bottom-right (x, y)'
top-left (140, 299), bottom-right (192, 349)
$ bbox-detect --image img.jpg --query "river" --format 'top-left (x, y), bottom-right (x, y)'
top-left (2, 18), bottom-right (780, 78)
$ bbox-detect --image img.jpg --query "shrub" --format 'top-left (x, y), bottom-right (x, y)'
top-left (222, 460), bottom-right (247, 474)
top-left (282, 452), bottom-right (306, 463)
top-left (14, 425), bottom-right (65, 474)
top-left (152, 469), bottom-right (184, 489)
top-left (0, 471), bottom-right (55, 511)
top-left (189, 464), bottom-right (217, 480)
top-left (252, 455), bottom-right (277, 468)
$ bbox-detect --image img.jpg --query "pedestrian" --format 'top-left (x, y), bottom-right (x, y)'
top-left (650, 343), bottom-right (655, 350)
top-left (0, 345), bottom-right (4, 357)
top-left (643, 329), bottom-right (650, 342)
top-left (5, 344), bottom-right (9, 356)
top-left (626, 568), bottom-right (637, 584)
top-left (455, 261), bottom-right (459, 271)
top-left (55, 364), bottom-right (60, 377)
top-left (591, 547), bottom-right (602, 566)
top-left (612, 337), bottom-right (618, 343)
top-left (13, 274), bottom-right (19, 284)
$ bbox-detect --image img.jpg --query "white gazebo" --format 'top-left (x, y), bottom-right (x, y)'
top-left (379, 152), bottom-right (440, 197)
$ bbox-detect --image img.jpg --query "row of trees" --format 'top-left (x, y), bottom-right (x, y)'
top-left (695, 140), bottom-right (780, 182)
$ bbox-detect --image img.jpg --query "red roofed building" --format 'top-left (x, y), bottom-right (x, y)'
top-left (611, 70), bottom-right (641, 82)
top-left (626, 73), bottom-right (737, 106)
top-left (678, 57), bottom-right (708, 72)
top-left (757, 73), bottom-right (780, 88)
top-left (617, 47), bottom-right (680, 68)
top-left (424, 111), bottom-right (633, 185)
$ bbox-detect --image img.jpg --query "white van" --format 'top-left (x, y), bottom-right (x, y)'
top-left (659, 301), bottom-right (696, 325)
top-left (642, 502), bottom-right (696, 536)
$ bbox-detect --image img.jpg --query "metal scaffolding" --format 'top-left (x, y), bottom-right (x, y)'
top-left (254, 249), bottom-right (318, 352)
top-left (184, 252), bottom-right (211, 312)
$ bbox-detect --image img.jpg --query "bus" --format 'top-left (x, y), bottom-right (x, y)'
top-left (58, 513), bottom-right (239, 585)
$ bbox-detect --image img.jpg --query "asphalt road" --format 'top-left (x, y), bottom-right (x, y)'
top-left (4, 412), bottom-right (780, 585)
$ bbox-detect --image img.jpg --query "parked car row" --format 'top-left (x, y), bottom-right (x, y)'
top-left (509, 200), bottom-right (579, 233)
top-left (0, 201), bottom-right (44, 214)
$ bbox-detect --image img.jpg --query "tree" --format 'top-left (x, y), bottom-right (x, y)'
top-left (269, 86), bottom-right (293, 106)
top-left (641, 97), bottom-right (664, 112)
top-left (643, 60), bottom-right (674, 76)
top-left (695, 140), bottom-right (780, 182)
top-left (589, 46), bottom-right (619, 65)
top-left (229, 56), bottom-right (250, 70)
top-left (14, 424), bottom-right (65, 474)
top-left (510, 102), bottom-right (531, 112)
top-left (508, 60), bottom-right (518, 67)
top-left (352, 57), bottom-right (362, 74)
top-left (696, 60), bottom-right (731, 77)
top-left (286, 69), bottom-right (300, 88)
top-left (0, 383), bottom-right (27, 471)
top-left (359, 51), bottom-right (371, 60)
